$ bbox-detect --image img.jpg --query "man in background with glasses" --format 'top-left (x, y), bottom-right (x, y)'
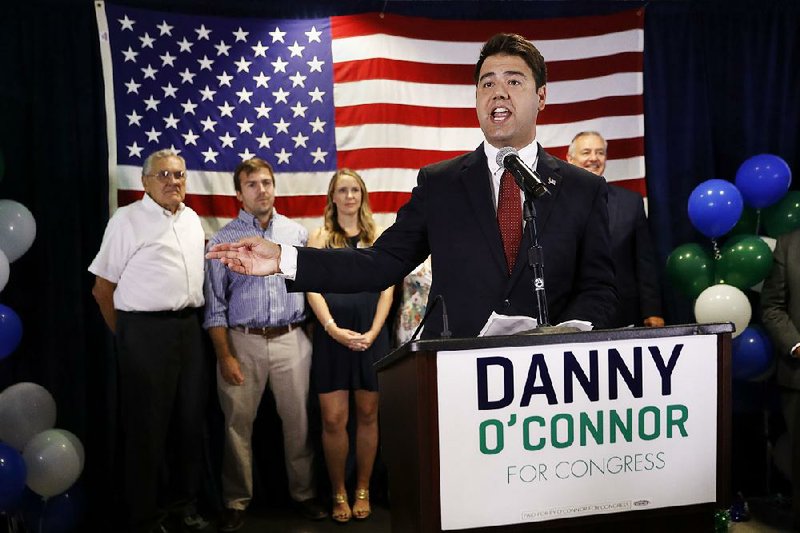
top-left (89, 149), bottom-right (211, 533)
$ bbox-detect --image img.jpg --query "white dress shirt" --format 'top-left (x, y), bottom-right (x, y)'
top-left (483, 140), bottom-right (541, 211)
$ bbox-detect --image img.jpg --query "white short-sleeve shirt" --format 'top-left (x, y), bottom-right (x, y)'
top-left (89, 194), bottom-right (205, 311)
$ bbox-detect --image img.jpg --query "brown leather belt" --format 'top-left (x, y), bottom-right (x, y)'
top-left (232, 322), bottom-right (303, 340)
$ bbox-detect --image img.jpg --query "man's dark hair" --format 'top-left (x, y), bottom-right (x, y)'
top-left (233, 157), bottom-right (274, 192)
top-left (473, 33), bottom-right (547, 90)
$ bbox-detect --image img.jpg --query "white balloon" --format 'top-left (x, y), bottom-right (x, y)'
top-left (0, 199), bottom-right (36, 262)
top-left (760, 236), bottom-right (777, 252)
top-left (52, 429), bottom-right (85, 472)
top-left (694, 284), bottom-right (752, 338)
top-left (0, 382), bottom-right (57, 450)
top-left (23, 429), bottom-right (82, 498)
top-left (0, 248), bottom-right (8, 292)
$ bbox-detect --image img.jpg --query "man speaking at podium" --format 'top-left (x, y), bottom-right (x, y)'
top-left (208, 33), bottom-right (617, 339)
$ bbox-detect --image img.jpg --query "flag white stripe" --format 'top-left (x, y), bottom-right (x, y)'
top-left (536, 30), bottom-right (644, 61)
top-left (546, 73), bottom-right (643, 105)
top-left (333, 73), bottom-right (642, 108)
top-left (538, 115), bottom-right (644, 147)
top-left (335, 124), bottom-right (484, 151)
top-left (117, 165), bottom-right (423, 196)
top-left (604, 156), bottom-right (646, 183)
top-left (331, 29), bottom-right (643, 64)
top-left (336, 115), bottom-right (642, 152)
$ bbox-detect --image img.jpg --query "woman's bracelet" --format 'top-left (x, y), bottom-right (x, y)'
top-left (323, 318), bottom-right (336, 331)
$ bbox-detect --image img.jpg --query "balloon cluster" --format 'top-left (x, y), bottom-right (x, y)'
top-left (0, 156), bottom-right (75, 527)
top-left (0, 197), bottom-right (36, 361)
top-left (667, 154), bottom-right (795, 380)
top-left (0, 383), bottom-right (85, 531)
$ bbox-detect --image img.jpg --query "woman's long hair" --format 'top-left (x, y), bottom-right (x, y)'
top-left (323, 168), bottom-right (377, 249)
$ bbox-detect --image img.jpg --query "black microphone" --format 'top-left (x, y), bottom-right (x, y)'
top-left (496, 147), bottom-right (550, 198)
top-left (439, 296), bottom-right (452, 339)
top-left (407, 294), bottom-right (451, 343)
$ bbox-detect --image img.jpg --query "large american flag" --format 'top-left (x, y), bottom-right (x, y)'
top-left (96, 2), bottom-right (645, 235)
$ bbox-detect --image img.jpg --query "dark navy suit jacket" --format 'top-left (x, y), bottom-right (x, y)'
top-left (290, 144), bottom-right (618, 338)
top-left (606, 185), bottom-right (663, 327)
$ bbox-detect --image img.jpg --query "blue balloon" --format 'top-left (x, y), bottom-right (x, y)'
top-left (687, 179), bottom-right (744, 239)
top-left (0, 441), bottom-right (27, 512)
top-left (735, 154), bottom-right (792, 209)
top-left (0, 303), bottom-right (22, 359)
top-left (732, 325), bottom-right (774, 380)
top-left (20, 484), bottom-right (85, 533)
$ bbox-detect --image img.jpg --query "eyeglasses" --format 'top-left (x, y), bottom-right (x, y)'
top-left (146, 169), bottom-right (187, 181)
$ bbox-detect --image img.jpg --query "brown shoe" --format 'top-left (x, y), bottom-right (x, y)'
top-left (218, 508), bottom-right (244, 532)
top-left (297, 497), bottom-right (328, 521)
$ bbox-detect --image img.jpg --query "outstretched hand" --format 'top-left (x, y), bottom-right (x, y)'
top-left (206, 236), bottom-right (281, 276)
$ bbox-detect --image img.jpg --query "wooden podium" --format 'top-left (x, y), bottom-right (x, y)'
top-left (376, 324), bottom-right (733, 532)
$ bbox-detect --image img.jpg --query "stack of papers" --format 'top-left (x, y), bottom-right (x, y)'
top-left (478, 312), bottom-right (593, 336)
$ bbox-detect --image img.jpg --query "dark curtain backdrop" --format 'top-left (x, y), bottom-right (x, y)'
top-left (1, 0), bottom-right (798, 524)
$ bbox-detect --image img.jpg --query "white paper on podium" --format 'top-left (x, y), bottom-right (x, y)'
top-left (478, 311), bottom-right (594, 336)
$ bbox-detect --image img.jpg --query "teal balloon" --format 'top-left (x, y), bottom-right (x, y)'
top-left (762, 191), bottom-right (800, 237)
top-left (715, 235), bottom-right (773, 289)
top-left (728, 207), bottom-right (759, 237)
top-left (666, 243), bottom-right (714, 299)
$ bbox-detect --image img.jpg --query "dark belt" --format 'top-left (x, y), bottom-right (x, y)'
top-left (121, 307), bottom-right (199, 319)
top-left (232, 322), bottom-right (303, 340)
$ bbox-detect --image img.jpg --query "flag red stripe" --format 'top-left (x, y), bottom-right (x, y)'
top-left (337, 148), bottom-right (470, 170)
top-left (335, 104), bottom-right (478, 128)
top-left (117, 190), bottom-right (412, 217)
top-left (334, 95), bottom-right (642, 128)
top-left (610, 178), bottom-right (648, 197)
top-left (333, 59), bottom-right (474, 85)
top-left (547, 137), bottom-right (644, 161)
top-left (547, 52), bottom-right (643, 82)
top-left (543, 96), bottom-right (643, 124)
top-left (331, 9), bottom-right (643, 41)
top-left (333, 52), bottom-right (642, 85)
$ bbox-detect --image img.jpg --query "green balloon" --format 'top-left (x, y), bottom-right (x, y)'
top-left (666, 243), bottom-right (714, 299)
top-left (715, 235), bottom-right (773, 289)
top-left (727, 207), bottom-right (759, 236)
top-left (763, 191), bottom-right (800, 237)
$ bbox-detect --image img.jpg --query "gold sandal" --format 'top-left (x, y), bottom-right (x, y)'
top-left (353, 488), bottom-right (371, 520)
top-left (332, 493), bottom-right (351, 524)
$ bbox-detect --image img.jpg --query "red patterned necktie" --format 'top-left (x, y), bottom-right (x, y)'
top-left (497, 169), bottom-right (522, 275)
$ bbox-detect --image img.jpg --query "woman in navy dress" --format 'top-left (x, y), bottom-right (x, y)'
top-left (306, 168), bottom-right (393, 523)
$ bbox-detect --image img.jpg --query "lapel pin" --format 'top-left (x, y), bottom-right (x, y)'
top-left (548, 177), bottom-right (556, 186)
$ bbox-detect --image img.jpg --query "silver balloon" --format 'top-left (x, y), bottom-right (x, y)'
top-left (0, 382), bottom-right (57, 450)
top-left (694, 284), bottom-right (752, 338)
top-left (0, 248), bottom-right (8, 292)
top-left (23, 429), bottom-right (82, 498)
top-left (0, 199), bottom-right (36, 262)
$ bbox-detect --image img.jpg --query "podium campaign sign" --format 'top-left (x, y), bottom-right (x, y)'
top-left (437, 334), bottom-right (717, 530)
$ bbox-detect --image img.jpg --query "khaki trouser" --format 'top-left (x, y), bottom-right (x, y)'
top-left (218, 327), bottom-right (315, 510)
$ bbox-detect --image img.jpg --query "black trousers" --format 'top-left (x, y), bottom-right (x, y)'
top-left (781, 389), bottom-right (800, 531)
top-left (116, 309), bottom-right (207, 530)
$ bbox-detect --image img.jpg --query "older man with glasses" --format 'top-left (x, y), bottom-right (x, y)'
top-left (89, 149), bottom-right (210, 533)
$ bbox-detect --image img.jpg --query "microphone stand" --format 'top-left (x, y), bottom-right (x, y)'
top-left (519, 185), bottom-right (580, 335)
top-left (522, 189), bottom-right (550, 327)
